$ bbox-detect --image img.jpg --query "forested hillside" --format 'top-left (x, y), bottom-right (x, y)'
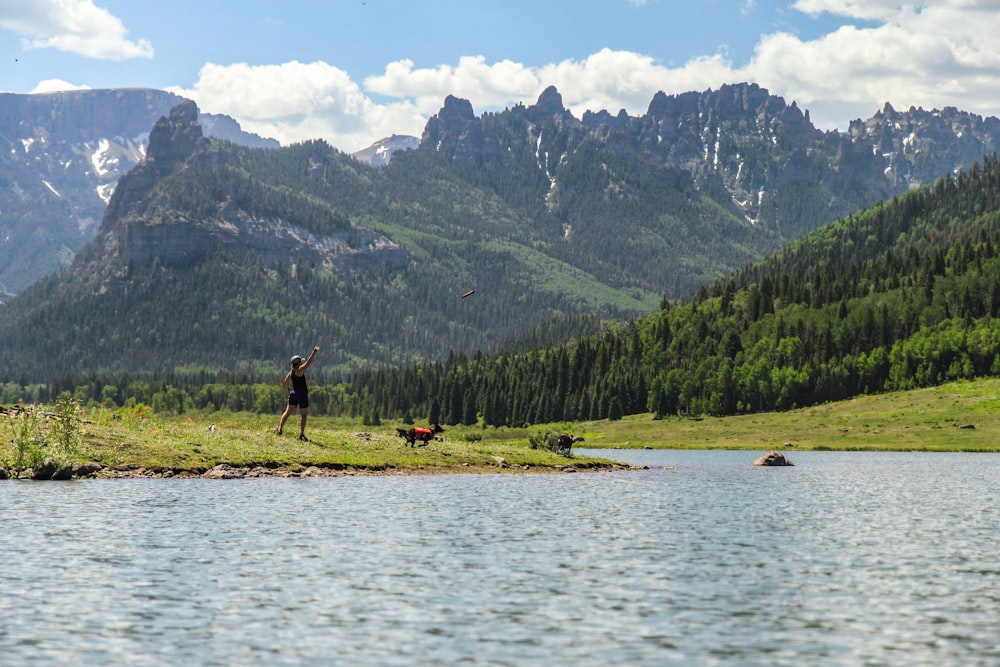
top-left (412, 90), bottom-right (768, 298)
top-left (3, 88), bottom-right (1000, 410)
top-left (17, 155), bottom-right (1000, 424)
top-left (0, 102), bottom-right (653, 383)
top-left (337, 155), bottom-right (1000, 426)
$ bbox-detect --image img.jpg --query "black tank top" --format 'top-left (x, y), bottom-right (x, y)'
top-left (291, 372), bottom-right (308, 396)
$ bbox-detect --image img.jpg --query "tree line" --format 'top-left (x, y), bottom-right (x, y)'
top-left (10, 156), bottom-right (1000, 428)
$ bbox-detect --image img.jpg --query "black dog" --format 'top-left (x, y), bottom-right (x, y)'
top-left (555, 434), bottom-right (584, 455)
top-left (394, 423), bottom-right (445, 447)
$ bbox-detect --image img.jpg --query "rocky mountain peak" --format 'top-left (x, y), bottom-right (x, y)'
top-left (97, 101), bottom-right (213, 241)
top-left (645, 91), bottom-right (670, 116)
top-left (351, 134), bottom-right (420, 166)
top-left (420, 95), bottom-right (474, 147)
top-left (0, 89), bottom-right (279, 299)
top-left (146, 100), bottom-right (208, 172)
top-left (199, 113), bottom-right (278, 149)
top-left (80, 102), bottom-right (405, 281)
top-left (533, 86), bottom-right (565, 116)
top-left (420, 95), bottom-right (490, 164)
top-left (417, 81), bottom-right (1000, 246)
top-left (438, 95), bottom-right (476, 125)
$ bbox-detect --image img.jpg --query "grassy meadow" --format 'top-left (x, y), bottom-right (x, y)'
top-left (0, 404), bottom-right (625, 478)
top-left (3, 377), bottom-right (1000, 478)
top-left (571, 376), bottom-right (1000, 453)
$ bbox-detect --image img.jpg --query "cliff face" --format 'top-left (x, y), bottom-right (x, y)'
top-left (85, 101), bottom-right (404, 282)
top-left (116, 209), bottom-right (405, 274)
top-left (0, 89), bottom-right (187, 144)
top-left (6, 83), bottom-right (1000, 303)
top-left (421, 83), bottom-right (1000, 242)
top-left (855, 103), bottom-right (1000, 188)
top-left (0, 89), bottom-right (277, 299)
top-left (4, 87), bottom-right (1000, 378)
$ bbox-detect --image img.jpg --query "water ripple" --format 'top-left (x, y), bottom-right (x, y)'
top-left (1, 450), bottom-right (998, 665)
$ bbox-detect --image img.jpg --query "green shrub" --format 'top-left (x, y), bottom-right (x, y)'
top-left (52, 396), bottom-right (83, 461)
top-left (3, 404), bottom-right (46, 473)
top-left (1, 398), bottom-right (84, 476)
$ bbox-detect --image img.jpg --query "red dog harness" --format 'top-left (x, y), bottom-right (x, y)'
top-left (413, 426), bottom-right (435, 439)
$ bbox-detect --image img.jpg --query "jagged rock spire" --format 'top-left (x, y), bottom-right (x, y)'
top-left (437, 95), bottom-right (476, 125)
top-left (146, 100), bottom-right (208, 172)
top-left (534, 86), bottom-right (565, 115)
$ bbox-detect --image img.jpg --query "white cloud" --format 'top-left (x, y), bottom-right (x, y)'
top-left (539, 49), bottom-right (735, 117)
top-left (744, 2), bottom-right (1000, 126)
top-left (363, 48), bottom-right (739, 123)
top-left (0, 0), bottom-right (152, 60)
top-left (365, 56), bottom-right (542, 115)
top-left (793, 0), bottom-right (916, 21)
top-left (169, 61), bottom-right (428, 152)
top-left (30, 78), bottom-right (90, 93)
top-left (169, 1), bottom-right (1000, 151)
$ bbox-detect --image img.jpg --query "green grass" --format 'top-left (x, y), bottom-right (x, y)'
top-left (4, 377), bottom-right (999, 478)
top-left (563, 377), bottom-right (1000, 452)
top-left (0, 408), bottom-right (621, 478)
top-left (483, 239), bottom-right (660, 311)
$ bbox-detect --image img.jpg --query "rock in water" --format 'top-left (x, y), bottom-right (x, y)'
top-left (753, 450), bottom-right (794, 466)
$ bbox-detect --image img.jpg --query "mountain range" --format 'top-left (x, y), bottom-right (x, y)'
top-left (341, 154), bottom-right (1000, 426)
top-left (0, 83), bottom-right (999, 382)
top-left (0, 88), bottom-right (277, 299)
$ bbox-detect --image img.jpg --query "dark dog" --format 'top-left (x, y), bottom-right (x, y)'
top-left (555, 434), bottom-right (584, 455)
top-left (394, 423), bottom-right (445, 447)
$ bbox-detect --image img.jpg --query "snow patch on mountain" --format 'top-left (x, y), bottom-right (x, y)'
top-left (350, 134), bottom-right (419, 166)
top-left (42, 180), bottom-right (61, 197)
top-left (96, 183), bottom-right (116, 205)
top-left (89, 138), bottom-right (115, 177)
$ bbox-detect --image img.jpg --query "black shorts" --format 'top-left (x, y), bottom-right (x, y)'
top-left (287, 391), bottom-right (309, 409)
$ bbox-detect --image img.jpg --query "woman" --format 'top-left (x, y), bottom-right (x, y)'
top-left (278, 345), bottom-right (319, 440)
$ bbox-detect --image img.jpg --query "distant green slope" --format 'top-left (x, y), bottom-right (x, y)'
top-left (3, 94), bottom-right (996, 395)
top-left (569, 376), bottom-right (1000, 452)
top-left (0, 133), bottom-right (654, 379)
top-left (339, 156), bottom-right (1000, 427)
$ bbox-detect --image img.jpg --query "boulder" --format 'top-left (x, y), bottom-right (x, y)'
top-left (753, 450), bottom-right (794, 467)
top-left (203, 464), bottom-right (245, 479)
top-left (31, 458), bottom-right (74, 480)
top-left (50, 465), bottom-right (74, 481)
top-left (73, 461), bottom-right (103, 477)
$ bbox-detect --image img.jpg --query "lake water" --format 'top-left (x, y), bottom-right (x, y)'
top-left (2, 449), bottom-right (998, 666)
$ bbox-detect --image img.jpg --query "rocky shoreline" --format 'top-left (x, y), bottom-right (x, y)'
top-left (4, 459), bottom-right (638, 480)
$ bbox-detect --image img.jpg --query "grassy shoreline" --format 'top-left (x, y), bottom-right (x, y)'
top-left (4, 377), bottom-right (1000, 479)
top-left (572, 377), bottom-right (1000, 453)
top-left (0, 407), bottom-right (634, 479)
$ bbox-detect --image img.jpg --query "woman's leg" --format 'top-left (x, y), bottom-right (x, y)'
top-left (278, 405), bottom-right (295, 434)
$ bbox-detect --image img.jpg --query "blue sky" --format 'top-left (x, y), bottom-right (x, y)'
top-left (2, 1), bottom-right (999, 152)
